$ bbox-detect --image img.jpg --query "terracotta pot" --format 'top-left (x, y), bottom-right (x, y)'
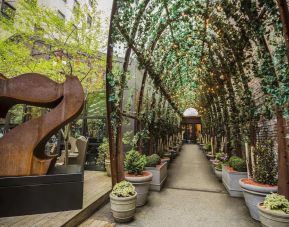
top-left (239, 178), bottom-right (277, 221)
top-left (110, 192), bottom-right (137, 223)
top-left (222, 165), bottom-right (247, 197)
top-left (145, 162), bottom-right (168, 191)
top-left (105, 159), bottom-right (111, 177)
top-left (258, 203), bottom-right (289, 227)
top-left (125, 171), bottom-right (153, 207)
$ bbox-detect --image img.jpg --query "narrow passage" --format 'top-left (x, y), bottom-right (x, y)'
top-left (82, 145), bottom-right (260, 227)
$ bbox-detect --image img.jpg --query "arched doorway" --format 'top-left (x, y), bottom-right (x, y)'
top-left (181, 108), bottom-right (201, 144)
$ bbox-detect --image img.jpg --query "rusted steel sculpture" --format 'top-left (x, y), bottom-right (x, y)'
top-left (0, 73), bottom-right (84, 176)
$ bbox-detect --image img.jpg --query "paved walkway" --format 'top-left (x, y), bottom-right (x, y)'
top-left (82, 144), bottom-right (260, 227)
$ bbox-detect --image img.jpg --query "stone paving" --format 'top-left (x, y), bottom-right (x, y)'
top-left (81, 144), bottom-right (260, 227)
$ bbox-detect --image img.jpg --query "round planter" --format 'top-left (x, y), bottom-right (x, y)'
top-left (210, 160), bottom-right (219, 171)
top-left (206, 153), bottom-right (214, 160)
top-left (258, 203), bottom-right (289, 227)
top-left (105, 159), bottom-right (111, 177)
top-left (125, 171), bottom-right (153, 207)
top-left (161, 157), bottom-right (170, 164)
top-left (239, 178), bottom-right (278, 221)
top-left (214, 168), bottom-right (222, 181)
top-left (163, 152), bottom-right (172, 159)
top-left (171, 150), bottom-right (178, 159)
top-left (110, 192), bottom-right (137, 223)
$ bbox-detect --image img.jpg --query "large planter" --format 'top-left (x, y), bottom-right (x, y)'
top-left (163, 152), bottom-right (172, 160)
top-left (258, 203), bottom-right (289, 227)
top-left (214, 168), bottom-right (222, 181)
top-left (125, 171), bottom-right (153, 207)
top-left (239, 178), bottom-right (278, 221)
top-left (206, 153), bottom-right (214, 160)
top-left (210, 159), bottom-right (218, 171)
top-left (222, 165), bottom-right (247, 197)
top-left (161, 157), bottom-right (170, 165)
top-left (110, 192), bottom-right (137, 223)
top-left (170, 150), bottom-right (178, 159)
top-left (105, 159), bottom-right (111, 177)
top-left (145, 162), bottom-right (168, 191)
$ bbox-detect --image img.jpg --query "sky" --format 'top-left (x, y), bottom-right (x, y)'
top-left (97, 0), bottom-right (112, 22)
top-left (96, 0), bottom-right (125, 56)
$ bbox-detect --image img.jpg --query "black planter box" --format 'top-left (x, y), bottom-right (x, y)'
top-left (0, 165), bottom-right (83, 217)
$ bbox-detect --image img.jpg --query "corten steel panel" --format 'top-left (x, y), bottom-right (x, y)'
top-left (0, 73), bottom-right (84, 177)
top-left (181, 116), bottom-right (201, 124)
top-left (0, 165), bottom-right (83, 217)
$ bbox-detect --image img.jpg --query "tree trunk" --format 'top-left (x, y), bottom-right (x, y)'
top-left (276, 108), bottom-right (289, 199)
top-left (276, 0), bottom-right (289, 63)
top-left (106, 0), bottom-right (119, 186)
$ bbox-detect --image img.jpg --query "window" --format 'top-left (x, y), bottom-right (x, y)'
top-left (57, 10), bottom-right (65, 21)
top-left (1, 1), bottom-right (16, 19)
top-left (87, 14), bottom-right (92, 28)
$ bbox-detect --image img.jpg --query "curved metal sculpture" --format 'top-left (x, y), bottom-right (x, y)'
top-left (0, 73), bottom-right (84, 176)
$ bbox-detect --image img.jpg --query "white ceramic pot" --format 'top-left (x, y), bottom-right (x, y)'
top-left (222, 165), bottom-right (247, 197)
top-left (125, 171), bottom-right (153, 207)
top-left (214, 168), bottom-right (222, 181)
top-left (239, 178), bottom-right (277, 221)
top-left (258, 203), bottom-right (289, 227)
top-left (145, 162), bottom-right (168, 191)
top-left (110, 192), bottom-right (137, 223)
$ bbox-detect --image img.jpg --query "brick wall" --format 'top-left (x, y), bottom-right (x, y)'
top-left (249, 76), bottom-right (288, 153)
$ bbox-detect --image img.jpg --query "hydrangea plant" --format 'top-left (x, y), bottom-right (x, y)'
top-left (263, 193), bottom-right (289, 214)
top-left (146, 154), bottom-right (161, 167)
top-left (215, 152), bottom-right (228, 162)
top-left (229, 156), bottom-right (247, 172)
top-left (215, 162), bottom-right (223, 171)
top-left (124, 150), bottom-right (146, 175)
top-left (111, 181), bottom-right (136, 198)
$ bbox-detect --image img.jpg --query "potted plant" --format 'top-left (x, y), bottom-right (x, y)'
top-left (215, 152), bottom-right (228, 180)
top-left (258, 193), bottom-right (289, 226)
top-left (163, 149), bottom-right (174, 160)
top-left (211, 152), bottom-right (226, 170)
top-left (145, 154), bottom-right (168, 191)
top-left (203, 143), bottom-right (211, 153)
top-left (110, 180), bottom-right (137, 223)
top-left (158, 150), bottom-right (170, 164)
top-left (161, 154), bottom-right (171, 165)
top-left (96, 138), bottom-right (111, 176)
top-left (214, 162), bottom-right (223, 181)
top-left (239, 142), bottom-right (277, 220)
top-left (222, 156), bottom-right (247, 197)
top-left (124, 150), bottom-right (153, 207)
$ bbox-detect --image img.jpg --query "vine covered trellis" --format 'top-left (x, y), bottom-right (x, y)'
top-left (106, 0), bottom-right (289, 198)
